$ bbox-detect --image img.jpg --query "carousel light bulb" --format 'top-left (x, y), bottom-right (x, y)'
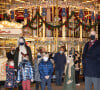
top-left (0, 24), bottom-right (4, 29)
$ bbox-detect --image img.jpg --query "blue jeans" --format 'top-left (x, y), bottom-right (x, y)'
top-left (41, 78), bottom-right (52, 90)
top-left (56, 70), bottom-right (63, 85)
top-left (85, 77), bottom-right (100, 90)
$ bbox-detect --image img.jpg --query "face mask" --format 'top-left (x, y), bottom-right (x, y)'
top-left (60, 51), bottom-right (63, 54)
top-left (90, 35), bottom-right (95, 40)
top-left (23, 57), bottom-right (28, 60)
top-left (9, 61), bottom-right (14, 66)
top-left (43, 57), bottom-right (48, 62)
top-left (19, 42), bottom-right (24, 45)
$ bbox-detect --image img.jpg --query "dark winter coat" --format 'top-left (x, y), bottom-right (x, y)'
top-left (54, 53), bottom-right (66, 71)
top-left (82, 40), bottom-right (100, 77)
top-left (14, 46), bottom-right (33, 69)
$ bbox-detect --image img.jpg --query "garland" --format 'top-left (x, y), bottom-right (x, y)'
top-left (22, 11), bottom-right (100, 32)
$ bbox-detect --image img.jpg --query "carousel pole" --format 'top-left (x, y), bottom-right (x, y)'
top-left (52, 0), bottom-right (54, 21)
top-left (69, 7), bottom-right (71, 37)
top-left (39, 6), bottom-right (42, 37)
top-left (55, 0), bottom-right (59, 52)
top-left (43, 16), bottom-right (46, 39)
top-left (87, 9), bottom-right (90, 38)
top-left (79, 8), bottom-right (83, 41)
top-left (37, 8), bottom-right (39, 37)
top-left (62, 17), bottom-right (66, 38)
top-left (80, 19), bottom-right (82, 41)
top-left (95, 0), bottom-right (98, 39)
top-left (91, 11), bottom-right (94, 31)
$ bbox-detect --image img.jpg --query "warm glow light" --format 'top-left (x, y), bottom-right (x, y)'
top-left (0, 24), bottom-right (4, 29)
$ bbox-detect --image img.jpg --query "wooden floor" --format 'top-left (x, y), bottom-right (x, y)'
top-left (1, 82), bottom-right (85, 90)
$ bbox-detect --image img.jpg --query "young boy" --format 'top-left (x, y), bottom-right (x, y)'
top-left (39, 54), bottom-right (53, 90)
top-left (17, 55), bottom-right (34, 90)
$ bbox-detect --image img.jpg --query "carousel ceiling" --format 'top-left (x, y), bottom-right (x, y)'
top-left (0, 0), bottom-right (99, 17)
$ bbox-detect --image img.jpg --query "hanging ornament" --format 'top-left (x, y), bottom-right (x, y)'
top-left (79, 9), bottom-right (84, 18)
top-left (91, 12), bottom-right (94, 20)
top-left (61, 8), bottom-right (67, 17)
top-left (24, 9), bottom-right (28, 18)
top-left (11, 11), bottom-right (14, 19)
top-left (42, 8), bottom-right (47, 16)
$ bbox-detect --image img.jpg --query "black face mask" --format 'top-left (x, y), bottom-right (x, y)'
top-left (90, 35), bottom-right (95, 40)
top-left (12, 50), bottom-right (15, 52)
top-left (19, 42), bottom-right (24, 45)
top-left (75, 54), bottom-right (77, 56)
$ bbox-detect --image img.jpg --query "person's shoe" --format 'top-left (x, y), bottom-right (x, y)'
top-left (76, 83), bottom-right (80, 86)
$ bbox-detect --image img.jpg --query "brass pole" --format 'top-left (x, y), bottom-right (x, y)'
top-left (55, 0), bottom-right (59, 52)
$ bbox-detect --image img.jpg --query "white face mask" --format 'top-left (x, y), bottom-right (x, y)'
top-left (23, 57), bottom-right (28, 60)
top-left (9, 61), bottom-right (14, 66)
top-left (43, 57), bottom-right (48, 62)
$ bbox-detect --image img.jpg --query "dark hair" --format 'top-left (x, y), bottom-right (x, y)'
top-left (7, 59), bottom-right (14, 65)
top-left (75, 51), bottom-right (78, 54)
top-left (60, 46), bottom-right (66, 52)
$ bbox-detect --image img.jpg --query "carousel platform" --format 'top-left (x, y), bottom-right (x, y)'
top-left (1, 82), bottom-right (85, 90)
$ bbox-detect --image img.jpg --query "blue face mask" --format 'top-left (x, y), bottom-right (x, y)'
top-left (60, 51), bottom-right (63, 54)
top-left (19, 42), bottom-right (24, 45)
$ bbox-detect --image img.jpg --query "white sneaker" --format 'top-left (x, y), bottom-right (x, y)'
top-left (76, 83), bottom-right (80, 86)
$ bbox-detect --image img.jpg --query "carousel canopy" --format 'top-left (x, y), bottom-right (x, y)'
top-left (0, 0), bottom-right (99, 20)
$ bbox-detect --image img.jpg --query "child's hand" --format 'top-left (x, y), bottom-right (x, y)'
top-left (45, 76), bottom-right (50, 79)
top-left (16, 81), bottom-right (20, 83)
top-left (31, 79), bottom-right (34, 82)
top-left (47, 76), bottom-right (50, 79)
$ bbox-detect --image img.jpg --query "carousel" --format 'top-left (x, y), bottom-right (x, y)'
top-left (0, 0), bottom-right (100, 81)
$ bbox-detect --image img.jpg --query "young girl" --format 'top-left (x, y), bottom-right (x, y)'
top-left (5, 60), bottom-right (17, 90)
top-left (17, 55), bottom-right (34, 90)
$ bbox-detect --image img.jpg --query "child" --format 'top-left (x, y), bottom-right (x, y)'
top-left (39, 54), bottom-right (53, 90)
top-left (34, 57), bottom-right (41, 90)
top-left (5, 60), bottom-right (17, 90)
top-left (17, 55), bottom-right (34, 90)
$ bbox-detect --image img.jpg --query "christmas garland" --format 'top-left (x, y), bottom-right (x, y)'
top-left (22, 11), bottom-right (100, 32)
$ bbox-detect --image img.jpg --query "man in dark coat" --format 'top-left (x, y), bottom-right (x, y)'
top-left (82, 30), bottom-right (100, 90)
top-left (14, 37), bottom-right (33, 90)
top-left (54, 47), bottom-right (66, 86)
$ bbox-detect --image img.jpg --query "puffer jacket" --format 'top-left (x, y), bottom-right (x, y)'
top-left (39, 59), bottom-right (53, 79)
top-left (17, 60), bottom-right (34, 81)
